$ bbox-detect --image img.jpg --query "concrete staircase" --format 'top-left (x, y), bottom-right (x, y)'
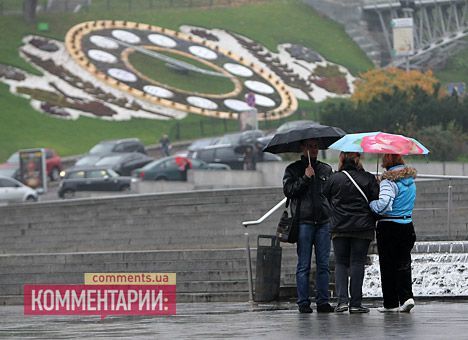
top-left (0, 188), bottom-right (303, 305)
top-left (303, 0), bottom-right (383, 66)
top-left (0, 181), bottom-right (467, 305)
top-left (0, 246), bottom-right (309, 305)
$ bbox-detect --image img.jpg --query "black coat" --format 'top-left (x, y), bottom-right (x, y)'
top-left (323, 165), bottom-right (379, 233)
top-left (283, 156), bottom-right (332, 225)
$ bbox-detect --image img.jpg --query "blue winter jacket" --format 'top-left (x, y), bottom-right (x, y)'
top-left (369, 165), bottom-right (417, 224)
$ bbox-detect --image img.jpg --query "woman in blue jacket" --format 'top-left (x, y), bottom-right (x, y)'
top-left (370, 153), bottom-right (417, 313)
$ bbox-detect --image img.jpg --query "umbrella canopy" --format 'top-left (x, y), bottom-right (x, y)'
top-left (329, 131), bottom-right (429, 155)
top-left (263, 123), bottom-right (346, 153)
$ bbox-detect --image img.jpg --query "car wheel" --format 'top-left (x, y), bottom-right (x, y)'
top-left (50, 168), bottom-right (60, 181)
top-left (62, 189), bottom-right (75, 199)
top-left (25, 196), bottom-right (37, 202)
top-left (120, 184), bottom-right (130, 192)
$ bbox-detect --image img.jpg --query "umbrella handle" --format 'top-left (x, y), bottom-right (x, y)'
top-left (376, 157), bottom-right (379, 176)
top-left (307, 150), bottom-right (311, 167)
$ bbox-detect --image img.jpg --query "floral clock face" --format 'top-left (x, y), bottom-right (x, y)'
top-left (65, 20), bottom-right (297, 119)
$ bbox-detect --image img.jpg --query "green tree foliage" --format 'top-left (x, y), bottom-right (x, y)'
top-left (319, 84), bottom-right (468, 161)
top-left (412, 124), bottom-right (466, 161)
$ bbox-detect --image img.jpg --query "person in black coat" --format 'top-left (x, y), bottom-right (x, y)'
top-left (283, 138), bottom-right (334, 314)
top-left (323, 152), bottom-right (379, 313)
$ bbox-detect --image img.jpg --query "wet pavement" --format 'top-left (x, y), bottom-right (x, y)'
top-left (1, 300), bottom-right (468, 339)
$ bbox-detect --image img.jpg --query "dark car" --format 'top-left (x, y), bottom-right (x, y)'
top-left (0, 149), bottom-right (63, 181)
top-left (58, 167), bottom-right (132, 199)
top-left (216, 130), bottom-right (264, 146)
top-left (257, 120), bottom-right (319, 148)
top-left (64, 153), bottom-right (153, 177)
top-left (92, 152), bottom-right (153, 176)
top-left (88, 138), bottom-right (146, 155)
top-left (132, 156), bottom-right (230, 181)
top-left (190, 144), bottom-right (281, 170)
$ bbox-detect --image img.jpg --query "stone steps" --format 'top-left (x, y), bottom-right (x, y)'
top-left (0, 246), bottom-right (334, 305)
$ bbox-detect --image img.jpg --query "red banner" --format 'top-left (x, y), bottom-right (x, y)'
top-left (24, 284), bottom-right (176, 318)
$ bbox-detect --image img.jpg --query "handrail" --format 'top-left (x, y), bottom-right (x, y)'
top-left (242, 173), bottom-right (468, 229)
top-left (240, 172), bottom-right (468, 302)
top-left (242, 197), bottom-right (286, 228)
top-left (416, 174), bottom-right (468, 180)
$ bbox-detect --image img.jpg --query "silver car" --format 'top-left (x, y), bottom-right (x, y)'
top-left (0, 176), bottom-right (38, 203)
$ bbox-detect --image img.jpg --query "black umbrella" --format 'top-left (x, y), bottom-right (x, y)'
top-left (263, 123), bottom-right (346, 153)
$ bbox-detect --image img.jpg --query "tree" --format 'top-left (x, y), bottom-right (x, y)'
top-left (23, 0), bottom-right (38, 23)
top-left (412, 123), bottom-right (466, 161)
top-left (352, 67), bottom-right (440, 104)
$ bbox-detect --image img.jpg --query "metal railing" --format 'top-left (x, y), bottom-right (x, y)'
top-left (241, 173), bottom-right (468, 302)
top-left (242, 197), bottom-right (286, 302)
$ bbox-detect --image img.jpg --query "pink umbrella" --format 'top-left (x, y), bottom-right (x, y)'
top-left (329, 131), bottom-right (429, 174)
top-left (329, 132), bottom-right (429, 155)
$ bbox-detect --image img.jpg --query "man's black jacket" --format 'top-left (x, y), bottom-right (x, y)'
top-left (283, 156), bottom-right (332, 225)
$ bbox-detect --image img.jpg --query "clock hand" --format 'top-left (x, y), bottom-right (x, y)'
top-left (109, 37), bottom-right (229, 78)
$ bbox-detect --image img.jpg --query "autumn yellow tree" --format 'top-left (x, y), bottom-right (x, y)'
top-left (352, 67), bottom-right (441, 103)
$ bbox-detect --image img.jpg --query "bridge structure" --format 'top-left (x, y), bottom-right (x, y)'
top-left (362, 0), bottom-right (468, 68)
top-left (305, 0), bottom-right (468, 69)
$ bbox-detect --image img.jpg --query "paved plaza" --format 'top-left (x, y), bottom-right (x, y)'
top-left (1, 300), bottom-right (468, 339)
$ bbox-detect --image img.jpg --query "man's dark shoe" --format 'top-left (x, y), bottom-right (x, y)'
top-left (317, 303), bottom-right (334, 313)
top-left (334, 303), bottom-right (349, 313)
top-left (298, 304), bottom-right (313, 313)
top-left (349, 305), bottom-right (370, 314)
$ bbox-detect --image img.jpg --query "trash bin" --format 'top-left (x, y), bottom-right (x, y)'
top-left (254, 235), bottom-right (282, 302)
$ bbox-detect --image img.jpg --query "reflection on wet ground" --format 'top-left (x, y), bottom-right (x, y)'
top-left (1, 301), bottom-right (468, 339)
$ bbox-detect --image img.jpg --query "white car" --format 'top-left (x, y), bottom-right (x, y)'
top-left (0, 176), bottom-right (38, 203)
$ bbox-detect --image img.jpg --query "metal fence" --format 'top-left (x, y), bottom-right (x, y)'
top-left (0, 0), bottom-right (265, 16)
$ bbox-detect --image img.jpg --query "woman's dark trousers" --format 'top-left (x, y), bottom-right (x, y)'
top-left (376, 221), bottom-right (416, 308)
top-left (333, 237), bottom-right (371, 308)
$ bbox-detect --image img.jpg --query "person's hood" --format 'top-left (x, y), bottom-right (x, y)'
top-left (382, 165), bottom-right (417, 186)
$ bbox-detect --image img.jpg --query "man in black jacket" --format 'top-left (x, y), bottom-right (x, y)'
top-left (283, 138), bottom-right (334, 313)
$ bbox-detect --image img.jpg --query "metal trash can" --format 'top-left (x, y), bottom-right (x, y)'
top-left (254, 235), bottom-right (282, 302)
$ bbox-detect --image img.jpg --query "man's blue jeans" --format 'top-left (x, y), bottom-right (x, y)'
top-left (296, 222), bottom-right (331, 307)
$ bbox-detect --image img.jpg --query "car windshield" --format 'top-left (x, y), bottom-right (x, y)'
top-left (141, 159), bottom-right (162, 170)
top-left (96, 155), bottom-right (123, 166)
top-left (0, 168), bottom-right (17, 177)
top-left (106, 169), bottom-right (120, 177)
top-left (7, 153), bottom-right (19, 163)
top-left (277, 120), bottom-right (317, 132)
top-left (188, 137), bottom-right (219, 151)
top-left (218, 133), bottom-right (242, 145)
top-left (89, 143), bottom-right (114, 154)
top-left (75, 155), bottom-right (101, 166)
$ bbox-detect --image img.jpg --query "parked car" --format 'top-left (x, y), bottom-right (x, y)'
top-left (186, 136), bottom-right (221, 158)
top-left (276, 120), bottom-right (318, 133)
top-left (0, 164), bottom-right (19, 180)
top-left (190, 144), bottom-right (281, 170)
top-left (257, 120), bottom-right (319, 148)
top-left (0, 176), bottom-right (38, 203)
top-left (64, 152), bottom-right (153, 178)
top-left (58, 167), bottom-right (132, 199)
top-left (94, 152), bottom-right (154, 176)
top-left (88, 138), bottom-right (146, 155)
top-left (216, 130), bottom-right (264, 146)
top-left (188, 136), bottom-right (221, 151)
top-left (132, 156), bottom-right (230, 181)
top-left (0, 148), bottom-right (63, 181)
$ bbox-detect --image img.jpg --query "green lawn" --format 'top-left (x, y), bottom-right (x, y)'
top-left (0, 0), bottom-right (373, 161)
top-left (434, 44), bottom-right (468, 88)
top-left (128, 51), bottom-right (236, 94)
